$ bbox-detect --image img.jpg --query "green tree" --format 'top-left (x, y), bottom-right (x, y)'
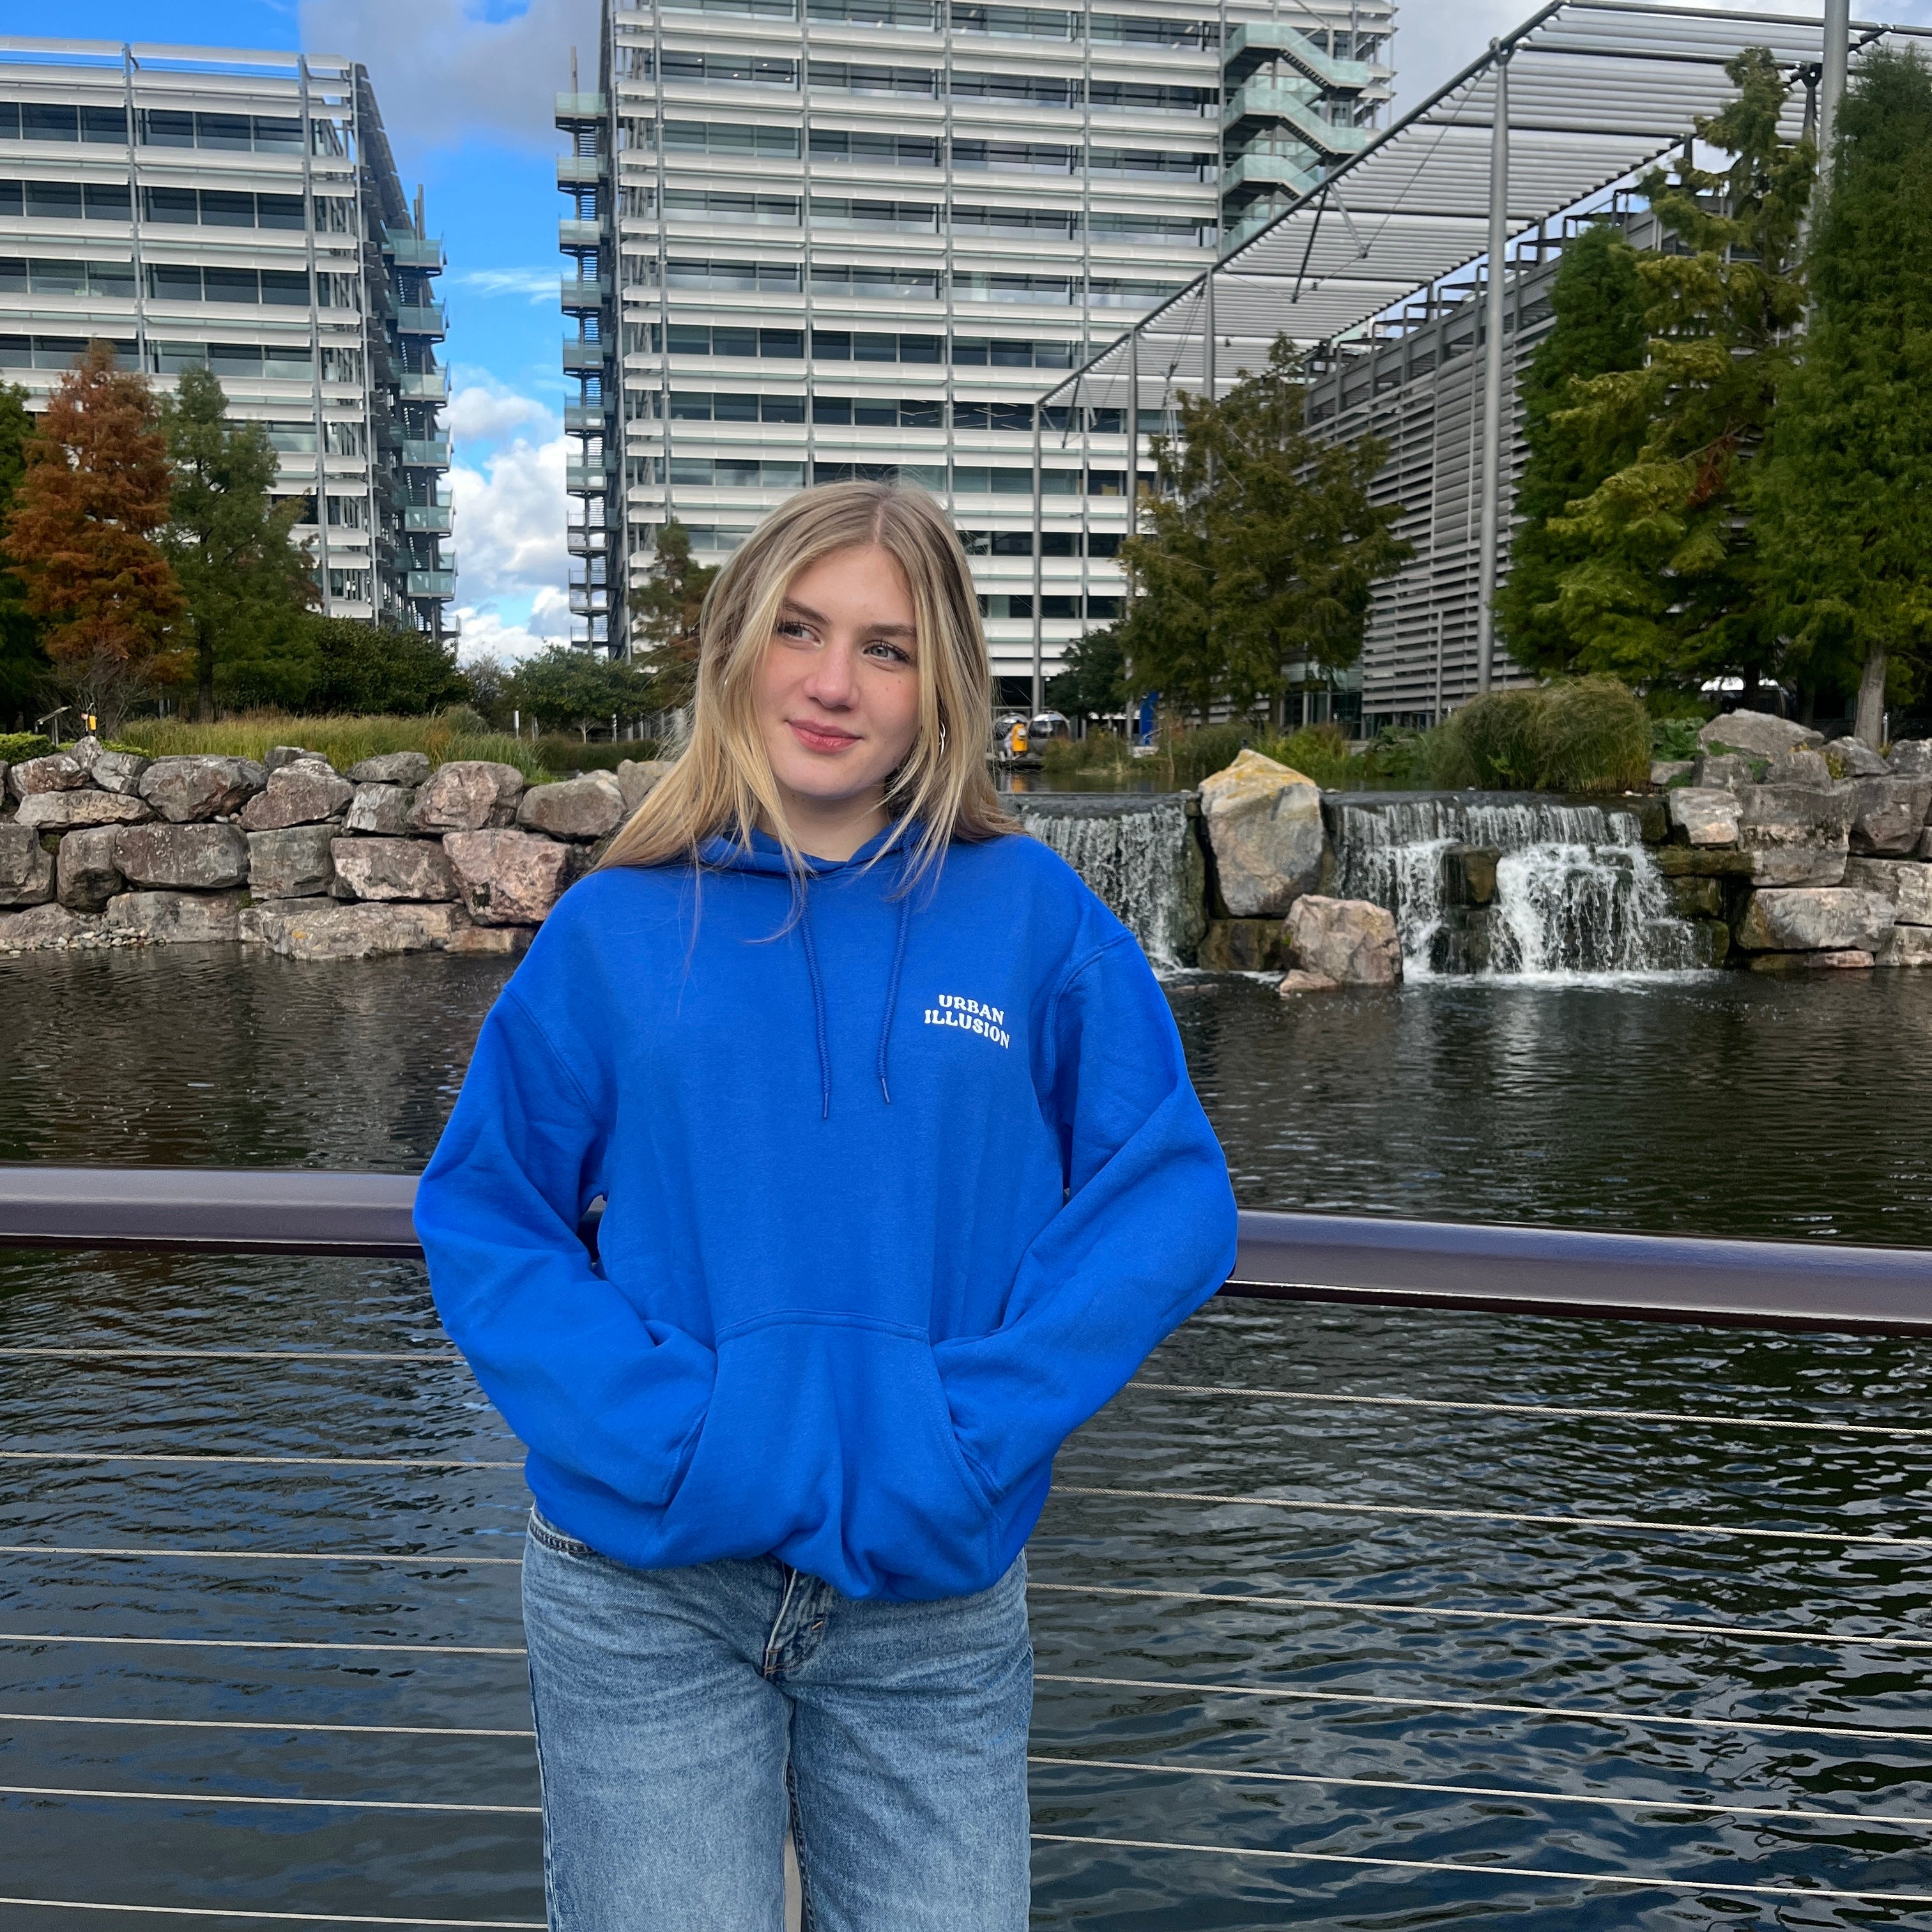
top-left (1494, 223), bottom-right (1648, 676)
top-left (0, 382), bottom-right (49, 728)
top-left (1756, 50), bottom-right (1932, 745)
top-left (305, 615), bottom-right (470, 716)
top-left (158, 366), bottom-right (316, 718)
top-left (1046, 620), bottom-right (1128, 718)
top-left (631, 519), bottom-right (717, 709)
top-left (503, 643), bottom-right (656, 738)
top-left (1547, 48), bottom-right (1814, 696)
top-left (1117, 337), bottom-right (1409, 718)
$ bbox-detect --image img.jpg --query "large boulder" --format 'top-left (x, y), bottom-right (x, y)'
top-left (238, 765), bottom-right (355, 831)
top-left (443, 828), bottom-right (572, 925)
top-left (1843, 857), bottom-right (1932, 927)
top-left (344, 783), bottom-right (418, 836)
top-left (114, 822), bottom-right (250, 891)
top-left (1693, 752), bottom-right (1759, 790)
top-left (1824, 737), bottom-right (1889, 779)
top-left (0, 903), bottom-right (100, 951)
top-left (1699, 712), bottom-right (1823, 760)
top-left (518, 770), bottom-right (626, 841)
top-left (1888, 740), bottom-right (1932, 779)
top-left (1766, 747), bottom-right (1833, 787)
top-left (1843, 776), bottom-right (1932, 856)
top-left (241, 899), bottom-right (468, 960)
top-left (1734, 885), bottom-right (1894, 953)
top-left (330, 836), bottom-right (457, 903)
top-left (138, 755), bottom-right (264, 823)
top-left (15, 789), bottom-right (153, 832)
top-left (410, 760), bottom-right (525, 834)
top-left (1197, 750), bottom-right (1325, 917)
top-left (1284, 894), bottom-right (1402, 985)
top-left (89, 749), bottom-right (151, 796)
top-left (616, 758), bottom-right (675, 815)
top-left (1877, 925), bottom-right (1932, 967)
top-left (0, 822), bottom-right (55, 907)
top-left (8, 752), bottom-right (89, 797)
top-left (247, 825), bottom-right (337, 900)
top-left (1667, 788), bottom-right (1739, 847)
top-left (1747, 948), bottom-right (1876, 974)
top-left (65, 734), bottom-right (105, 772)
top-left (105, 890), bottom-right (247, 944)
top-left (347, 751), bottom-right (432, 786)
top-left (56, 825), bottom-right (126, 912)
top-left (1734, 785), bottom-right (1851, 886)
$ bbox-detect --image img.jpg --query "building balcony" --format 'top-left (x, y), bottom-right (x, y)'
top-left (406, 569), bottom-right (456, 599)
top-left (404, 503), bottom-right (453, 534)
top-left (558, 155), bottom-right (607, 187)
top-left (1222, 80), bottom-right (1374, 158)
top-left (564, 404), bottom-right (607, 433)
top-left (562, 339), bottom-right (607, 372)
top-left (384, 229), bottom-right (447, 270)
top-left (556, 91), bottom-right (608, 121)
top-left (1222, 20), bottom-right (1376, 92)
top-left (570, 586), bottom-right (611, 615)
top-left (567, 461), bottom-right (610, 491)
top-left (561, 277), bottom-right (611, 311)
top-left (401, 438), bottom-right (452, 467)
top-left (395, 302), bottom-right (447, 339)
top-left (1222, 149), bottom-right (1324, 201)
top-left (559, 218), bottom-right (603, 248)
top-left (399, 369), bottom-right (448, 402)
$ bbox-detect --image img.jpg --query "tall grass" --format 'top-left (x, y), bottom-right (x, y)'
top-left (1445, 677), bottom-right (1651, 793)
top-left (119, 712), bottom-right (555, 783)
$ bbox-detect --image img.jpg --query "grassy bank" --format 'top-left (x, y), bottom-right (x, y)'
top-left (119, 713), bottom-right (554, 783)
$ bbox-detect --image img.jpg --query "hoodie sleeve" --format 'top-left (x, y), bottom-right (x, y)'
top-left (931, 931), bottom-right (1238, 1501)
top-left (414, 985), bottom-right (716, 1508)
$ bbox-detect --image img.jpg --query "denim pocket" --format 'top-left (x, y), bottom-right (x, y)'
top-left (526, 1506), bottom-right (599, 1560)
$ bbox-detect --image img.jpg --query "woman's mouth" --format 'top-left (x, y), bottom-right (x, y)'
top-left (788, 719), bottom-right (861, 755)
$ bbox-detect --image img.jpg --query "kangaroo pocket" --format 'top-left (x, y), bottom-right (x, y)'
top-left (660, 1313), bottom-right (998, 1600)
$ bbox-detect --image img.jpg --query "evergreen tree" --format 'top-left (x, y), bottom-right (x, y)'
top-left (0, 382), bottom-right (49, 728)
top-left (3, 341), bottom-right (185, 732)
top-left (503, 643), bottom-right (656, 739)
top-left (631, 518), bottom-right (718, 710)
top-left (303, 615), bottom-right (470, 716)
top-left (1117, 337), bottom-right (1409, 717)
top-left (1756, 50), bottom-right (1932, 745)
top-left (1494, 222), bottom-right (1648, 675)
top-left (1046, 620), bottom-right (1128, 719)
top-left (158, 366), bottom-right (316, 718)
top-left (1549, 48), bottom-right (1813, 695)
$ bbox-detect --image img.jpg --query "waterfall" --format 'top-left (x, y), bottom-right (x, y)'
top-left (1330, 795), bottom-right (1701, 978)
top-left (1011, 793), bottom-right (1199, 970)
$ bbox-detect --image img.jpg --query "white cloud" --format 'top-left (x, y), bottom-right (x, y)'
top-left (299, 0), bottom-right (600, 153)
top-left (456, 267), bottom-right (564, 305)
top-left (447, 408), bottom-right (571, 648)
top-left (456, 600), bottom-right (571, 664)
top-left (446, 379), bottom-right (555, 444)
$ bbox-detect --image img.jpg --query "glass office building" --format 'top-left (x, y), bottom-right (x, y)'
top-left (0, 40), bottom-right (453, 640)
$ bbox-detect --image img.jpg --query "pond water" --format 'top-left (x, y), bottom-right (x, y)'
top-left (2, 949), bottom-right (1929, 1929)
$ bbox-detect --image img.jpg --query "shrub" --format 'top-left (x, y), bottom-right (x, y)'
top-left (1443, 677), bottom-right (1650, 793)
top-left (1651, 715), bottom-right (1704, 762)
top-left (119, 710), bottom-right (550, 782)
top-left (0, 731), bottom-right (51, 762)
top-left (535, 735), bottom-right (663, 772)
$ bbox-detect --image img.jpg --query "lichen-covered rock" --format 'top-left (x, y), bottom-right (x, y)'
top-left (65, 735), bottom-right (105, 772)
top-left (104, 890), bottom-right (247, 944)
top-left (241, 899), bottom-right (468, 960)
top-left (8, 752), bottom-right (89, 797)
top-left (1650, 760), bottom-right (1695, 789)
top-left (89, 749), bottom-right (151, 796)
top-left (138, 755), bottom-right (265, 823)
top-left (1668, 788), bottom-right (1740, 847)
top-left (264, 745), bottom-right (318, 774)
top-left (14, 789), bottom-right (153, 832)
top-left (616, 758), bottom-right (675, 815)
top-left (1876, 924), bottom-right (1932, 967)
top-left (344, 783), bottom-right (418, 836)
top-left (0, 821), bottom-right (55, 907)
top-left (1888, 740), bottom-right (1932, 779)
top-left (1843, 776), bottom-right (1932, 856)
top-left (0, 903), bottom-right (100, 950)
top-left (1698, 712), bottom-right (1823, 759)
top-left (56, 825), bottom-right (125, 912)
top-left (410, 760), bottom-right (525, 833)
top-left (1825, 737), bottom-right (1889, 778)
top-left (113, 822), bottom-right (250, 891)
top-left (348, 751), bottom-right (432, 786)
top-left (1198, 749), bottom-right (1324, 917)
top-left (1692, 752), bottom-right (1759, 790)
top-left (1842, 857), bottom-right (1932, 926)
top-left (518, 770), bottom-right (625, 841)
top-left (1733, 885), bottom-right (1894, 953)
top-left (238, 765), bottom-right (355, 831)
top-left (246, 825), bottom-right (336, 900)
top-left (1765, 748), bottom-right (1833, 787)
top-left (1734, 785), bottom-right (1851, 885)
top-left (330, 835), bottom-right (457, 903)
top-left (443, 827), bottom-right (572, 925)
top-left (1284, 894), bottom-right (1402, 985)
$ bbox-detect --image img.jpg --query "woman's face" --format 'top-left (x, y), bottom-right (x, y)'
top-left (755, 542), bottom-right (923, 818)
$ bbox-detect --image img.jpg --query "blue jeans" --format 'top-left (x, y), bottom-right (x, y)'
top-left (522, 1508), bottom-right (1034, 1931)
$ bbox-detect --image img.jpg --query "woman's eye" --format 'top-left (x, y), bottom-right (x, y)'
top-left (865, 641), bottom-right (913, 664)
top-left (776, 620), bottom-right (814, 641)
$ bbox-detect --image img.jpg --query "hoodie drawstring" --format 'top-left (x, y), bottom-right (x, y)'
top-left (877, 892), bottom-right (912, 1107)
top-left (797, 893), bottom-right (833, 1122)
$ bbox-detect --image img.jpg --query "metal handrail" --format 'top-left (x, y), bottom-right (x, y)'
top-left (3, 1165), bottom-right (1929, 1334)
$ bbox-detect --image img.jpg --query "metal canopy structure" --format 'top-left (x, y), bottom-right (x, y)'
top-left (1045, 0), bottom-right (1921, 413)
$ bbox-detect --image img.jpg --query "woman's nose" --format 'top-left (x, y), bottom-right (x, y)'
top-left (803, 641), bottom-right (857, 705)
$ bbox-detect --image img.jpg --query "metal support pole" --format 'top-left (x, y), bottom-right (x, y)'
top-left (1030, 406), bottom-right (1045, 718)
top-left (1202, 263), bottom-right (1216, 409)
top-left (1473, 45), bottom-right (1510, 696)
top-left (1818, 0), bottom-right (1850, 181)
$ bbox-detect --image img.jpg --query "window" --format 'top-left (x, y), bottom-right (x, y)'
top-left (953, 466), bottom-right (1074, 495)
top-left (807, 0), bottom-right (939, 22)
top-left (1088, 277), bottom-right (1190, 307)
top-left (811, 264), bottom-right (940, 300)
top-left (953, 402), bottom-right (1035, 431)
top-left (84, 183), bottom-right (132, 220)
top-left (325, 494), bottom-right (370, 528)
top-left (665, 456), bottom-right (808, 488)
top-left (1087, 81), bottom-right (1217, 114)
top-left (266, 420), bottom-right (319, 451)
top-left (0, 333), bottom-right (134, 369)
top-left (951, 205), bottom-right (1076, 237)
top-left (139, 110), bottom-right (312, 152)
top-left (810, 130), bottom-right (939, 167)
top-left (950, 335), bottom-right (1077, 368)
top-left (811, 396), bottom-right (942, 428)
top-left (1089, 12), bottom-right (1218, 47)
top-left (328, 567), bottom-right (372, 601)
top-left (808, 63), bottom-right (940, 96)
top-left (666, 391), bottom-right (806, 423)
top-left (813, 461), bottom-right (946, 487)
top-left (660, 189), bottom-right (801, 225)
top-left (261, 268), bottom-right (312, 307)
top-left (654, 323), bottom-right (807, 358)
top-left (1088, 212), bottom-right (1214, 244)
top-left (321, 346), bottom-right (364, 383)
top-left (809, 197), bottom-right (939, 233)
top-left (0, 257), bottom-right (134, 298)
top-left (949, 72), bottom-right (1076, 107)
top-left (22, 180), bottom-right (82, 220)
top-left (654, 119), bottom-right (801, 158)
top-left (0, 102), bottom-right (132, 142)
top-left (326, 421), bottom-right (367, 456)
top-left (663, 0), bottom-right (799, 16)
top-left (661, 52), bottom-right (800, 88)
top-left (138, 186), bottom-right (307, 230)
top-left (312, 196), bottom-right (356, 233)
top-left (950, 139), bottom-right (1078, 174)
top-left (654, 258), bottom-right (802, 293)
top-left (1088, 147), bottom-right (1218, 180)
top-left (951, 4), bottom-right (1077, 37)
top-left (956, 272), bottom-right (1074, 304)
top-left (681, 524), bottom-right (758, 552)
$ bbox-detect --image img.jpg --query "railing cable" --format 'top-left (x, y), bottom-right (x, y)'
top-left (0, 1544), bottom-right (523, 1567)
top-left (0, 1452), bottom-right (523, 1471)
top-left (0, 1899), bottom-right (540, 1928)
top-left (0, 1712), bottom-right (534, 1740)
top-left (0, 1631), bottom-right (526, 1658)
top-left (0, 1347), bottom-right (463, 1363)
top-left (0, 1782), bottom-right (537, 1817)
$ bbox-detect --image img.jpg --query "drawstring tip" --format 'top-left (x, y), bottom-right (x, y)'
top-left (878, 1078), bottom-right (892, 1107)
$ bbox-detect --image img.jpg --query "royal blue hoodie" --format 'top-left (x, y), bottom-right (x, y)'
top-left (414, 823), bottom-right (1238, 1602)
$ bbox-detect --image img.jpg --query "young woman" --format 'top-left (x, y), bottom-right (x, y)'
top-left (415, 482), bottom-right (1238, 1931)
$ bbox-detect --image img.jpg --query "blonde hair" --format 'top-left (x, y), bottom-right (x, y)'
top-left (601, 481), bottom-right (1015, 884)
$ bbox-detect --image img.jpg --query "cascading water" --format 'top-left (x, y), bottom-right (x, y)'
top-left (1011, 793), bottom-right (1200, 970)
top-left (1330, 794), bottom-right (1703, 977)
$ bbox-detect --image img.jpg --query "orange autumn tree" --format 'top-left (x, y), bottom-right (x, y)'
top-left (4, 341), bottom-right (186, 728)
